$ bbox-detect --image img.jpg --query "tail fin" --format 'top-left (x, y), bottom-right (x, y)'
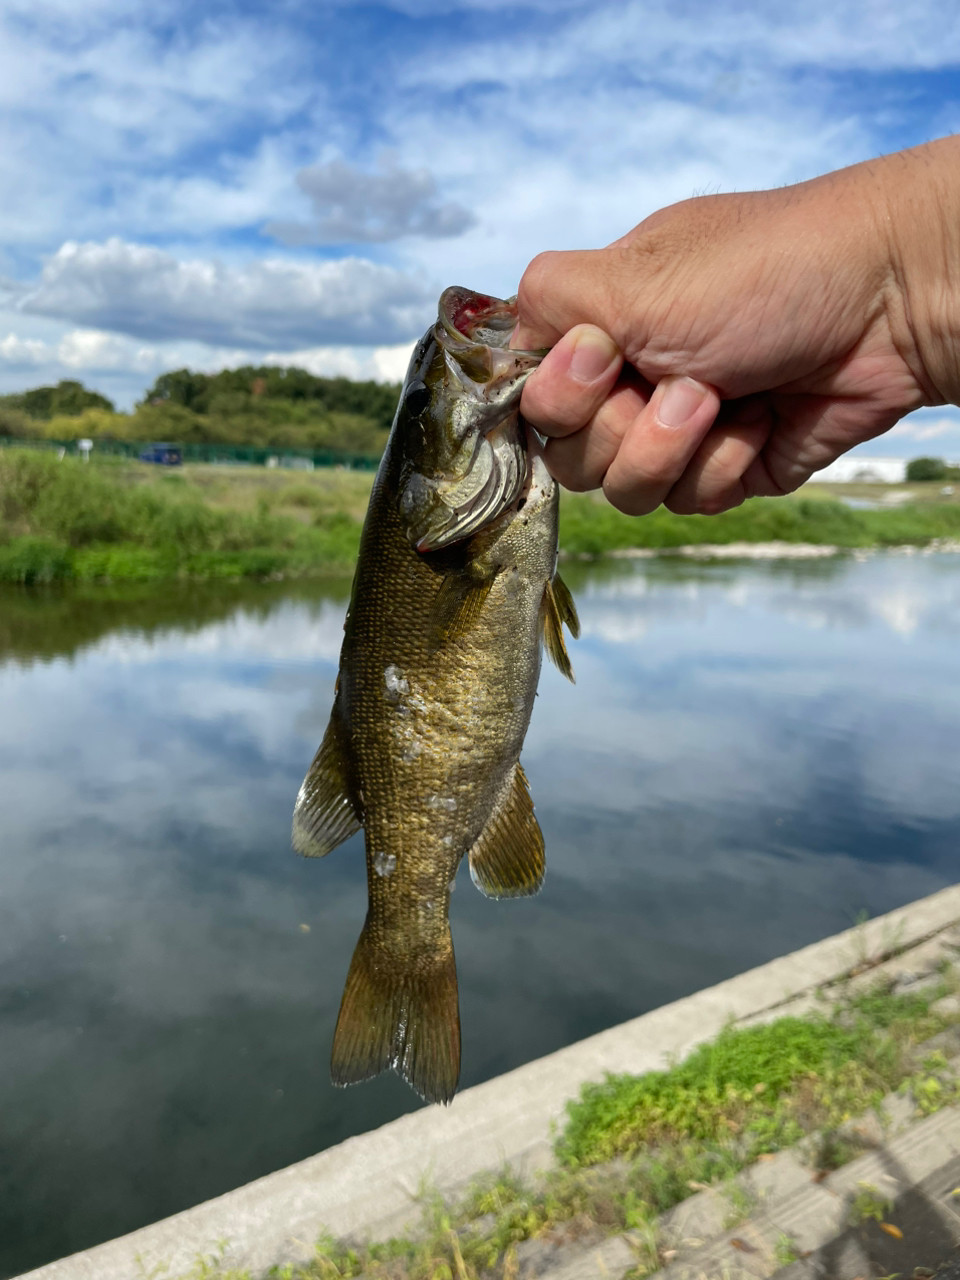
top-left (331, 921), bottom-right (461, 1104)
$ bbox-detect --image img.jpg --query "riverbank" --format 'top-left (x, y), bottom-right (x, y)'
top-left (4, 448), bottom-right (960, 584)
top-left (17, 885), bottom-right (960, 1280)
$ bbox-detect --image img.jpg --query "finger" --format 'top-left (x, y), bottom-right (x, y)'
top-left (665, 416), bottom-right (772, 515)
top-left (519, 324), bottom-right (622, 438)
top-left (512, 248), bottom-right (621, 350)
top-left (601, 376), bottom-right (721, 516)
top-left (543, 378), bottom-right (649, 491)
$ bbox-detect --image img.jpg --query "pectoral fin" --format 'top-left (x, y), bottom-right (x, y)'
top-left (292, 721), bottom-right (362, 857)
top-left (540, 575), bottom-right (578, 683)
top-left (468, 764), bottom-right (545, 899)
top-left (428, 569), bottom-right (496, 650)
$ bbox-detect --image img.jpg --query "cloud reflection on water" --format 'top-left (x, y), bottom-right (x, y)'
top-left (1, 553), bottom-right (959, 1275)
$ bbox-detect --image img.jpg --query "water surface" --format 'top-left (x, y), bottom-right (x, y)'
top-left (2, 553), bottom-right (960, 1275)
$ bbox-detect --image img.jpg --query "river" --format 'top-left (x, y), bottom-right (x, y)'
top-left (2, 551), bottom-right (959, 1275)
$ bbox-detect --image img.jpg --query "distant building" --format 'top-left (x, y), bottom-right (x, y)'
top-left (810, 456), bottom-right (907, 484)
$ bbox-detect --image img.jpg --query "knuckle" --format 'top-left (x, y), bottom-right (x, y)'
top-left (516, 251), bottom-right (561, 320)
top-left (699, 490), bottom-right (743, 516)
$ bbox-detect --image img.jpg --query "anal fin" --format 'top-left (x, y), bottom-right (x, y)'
top-left (540, 576), bottom-right (577, 683)
top-left (468, 764), bottom-right (545, 899)
top-left (292, 720), bottom-right (362, 857)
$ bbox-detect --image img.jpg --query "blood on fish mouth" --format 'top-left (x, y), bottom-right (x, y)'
top-left (450, 293), bottom-right (498, 338)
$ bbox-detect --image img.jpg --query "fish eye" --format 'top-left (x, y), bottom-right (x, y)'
top-left (404, 383), bottom-right (431, 418)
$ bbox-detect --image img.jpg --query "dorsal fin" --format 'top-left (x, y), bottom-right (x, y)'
top-left (468, 764), bottom-right (545, 899)
top-left (540, 576), bottom-right (577, 683)
top-left (292, 721), bottom-right (362, 857)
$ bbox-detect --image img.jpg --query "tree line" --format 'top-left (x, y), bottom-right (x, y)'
top-left (0, 369), bottom-right (404, 457)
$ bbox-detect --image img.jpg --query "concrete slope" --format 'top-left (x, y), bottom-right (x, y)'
top-left (16, 883), bottom-right (960, 1280)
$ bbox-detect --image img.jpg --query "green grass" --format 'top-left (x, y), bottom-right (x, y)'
top-left (0, 450), bottom-right (363, 583)
top-left (557, 987), bottom-right (951, 1168)
top-left (167, 983), bottom-right (959, 1280)
top-left (558, 490), bottom-right (960, 555)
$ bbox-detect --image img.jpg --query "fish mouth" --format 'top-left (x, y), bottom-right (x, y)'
top-left (438, 287), bottom-right (529, 350)
top-left (398, 289), bottom-right (547, 555)
top-left (436, 287), bottom-right (544, 387)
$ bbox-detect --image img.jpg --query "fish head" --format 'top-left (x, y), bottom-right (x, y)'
top-left (395, 287), bottom-right (544, 553)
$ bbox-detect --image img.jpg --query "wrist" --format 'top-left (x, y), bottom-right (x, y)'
top-left (876, 137), bottom-right (960, 407)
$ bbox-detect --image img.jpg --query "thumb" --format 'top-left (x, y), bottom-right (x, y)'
top-left (512, 248), bottom-right (630, 351)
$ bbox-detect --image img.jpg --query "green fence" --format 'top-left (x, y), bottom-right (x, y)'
top-left (0, 436), bottom-right (381, 470)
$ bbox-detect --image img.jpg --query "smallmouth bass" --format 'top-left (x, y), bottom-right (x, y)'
top-left (293, 287), bottom-right (579, 1104)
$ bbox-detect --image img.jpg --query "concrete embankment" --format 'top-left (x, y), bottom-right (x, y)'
top-left (17, 883), bottom-right (960, 1280)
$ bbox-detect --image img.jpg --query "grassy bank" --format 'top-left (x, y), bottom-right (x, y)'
top-left (559, 487), bottom-right (960, 555)
top-left (4, 448), bottom-right (960, 584)
top-left (0, 450), bottom-right (369, 584)
top-left (180, 977), bottom-right (960, 1280)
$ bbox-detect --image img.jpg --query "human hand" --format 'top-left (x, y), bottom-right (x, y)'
top-left (512, 139), bottom-right (960, 515)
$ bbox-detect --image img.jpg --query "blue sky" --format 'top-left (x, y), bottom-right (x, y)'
top-left (1, 0), bottom-right (960, 455)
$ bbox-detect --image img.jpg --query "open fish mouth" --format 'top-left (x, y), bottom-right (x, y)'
top-left (438, 287), bottom-right (526, 348)
top-left (402, 289), bottom-right (545, 554)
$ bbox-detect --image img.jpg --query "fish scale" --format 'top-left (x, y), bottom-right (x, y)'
top-left (292, 287), bottom-right (579, 1104)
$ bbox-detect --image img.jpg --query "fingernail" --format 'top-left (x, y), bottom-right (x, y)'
top-left (657, 377), bottom-right (708, 427)
top-left (568, 327), bottom-right (619, 383)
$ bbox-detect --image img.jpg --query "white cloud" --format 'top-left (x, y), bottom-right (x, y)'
top-left (261, 341), bottom-right (416, 383)
top-left (0, 0), bottom-right (958, 401)
top-left (13, 238), bottom-right (435, 348)
top-left (888, 415), bottom-right (960, 442)
top-left (0, 323), bottom-right (416, 407)
top-left (0, 333), bottom-right (48, 366)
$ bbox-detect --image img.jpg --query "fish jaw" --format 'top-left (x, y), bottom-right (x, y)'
top-left (392, 290), bottom-right (545, 553)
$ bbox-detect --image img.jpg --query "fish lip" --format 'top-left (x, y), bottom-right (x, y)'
top-left (436, 286), bottom-right (544, 363)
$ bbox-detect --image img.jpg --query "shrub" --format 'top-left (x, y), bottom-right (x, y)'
top-left (906, 456), bottom-right (948, 482)
top-left (0, 536), bottom-right (73, 584)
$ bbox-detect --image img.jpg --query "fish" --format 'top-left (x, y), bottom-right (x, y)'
top-left (292, 286), bottom-right (579, 1105)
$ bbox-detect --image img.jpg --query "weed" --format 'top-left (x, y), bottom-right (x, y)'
top-left (774, 1233), bottom-right (803, 1267)
top-left (849, 1182), bottom-right (893, 1226)
top-left (558, 985), bottom-right (953, 1169)
top-left (558, 490), bottom-right (960, 557)
top-left (722, 1181), bottom-right (756, 1230)
top-left (808, 1129), bottom-right (868, 1172)
top-left (0, 535), bottom-right (73, 584)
